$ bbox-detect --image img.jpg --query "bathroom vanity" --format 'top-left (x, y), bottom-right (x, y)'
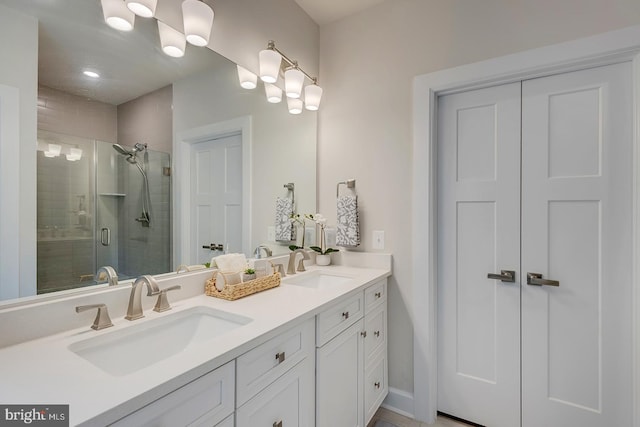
top-left (0, 252), bottom-right (390, 426)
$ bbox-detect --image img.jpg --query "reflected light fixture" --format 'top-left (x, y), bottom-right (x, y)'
top-left (126, 0), bottom-right (157, 18)
top-left (304, 83), bottom-right (323, 111)
top-left (256, 40), bottom-right (323, 113)
top-left (264, 83), bottom-right (282, 103)
top-left (66, 148), bottom-right (83, 162)
top-left (182, 0), bottom-right (214, 47)
top-left (44, 143), bottom-right (62, 158)
top-left (237, 65), bottom-right (257, 89)
top-left (101, 0), bottom-right (135, 31)
top-left (158, 21), bottom-right (186, 58)
top-left (287, 97), bottom-right (303, 115)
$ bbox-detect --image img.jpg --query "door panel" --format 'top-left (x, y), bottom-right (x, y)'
top-left (437, 82), bottom-right (521, 427)
top-left (190, 133), bottom-right (242, 264)
top-left (521, 62), bottom-right (633, 427)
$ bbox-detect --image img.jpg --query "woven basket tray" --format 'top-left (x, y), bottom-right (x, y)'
top-left (205, 271), bottom-right (281, 300)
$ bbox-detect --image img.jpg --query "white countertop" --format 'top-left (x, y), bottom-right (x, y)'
top-left (0, 264), bottom-right (390, 426)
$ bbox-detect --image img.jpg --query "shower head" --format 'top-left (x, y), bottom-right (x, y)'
top-left (112, 143), bottom-right (132, 156)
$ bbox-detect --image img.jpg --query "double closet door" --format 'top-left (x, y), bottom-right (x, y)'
top-left (437, 62), bottom-right (633, 427)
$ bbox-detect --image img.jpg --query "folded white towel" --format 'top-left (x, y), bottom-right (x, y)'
top-left (211, 253), bottom-right (248, 273)
top-left (275, 197), bottom-right (296, 241)
top-left (336, 195), bottom-right (360, 247)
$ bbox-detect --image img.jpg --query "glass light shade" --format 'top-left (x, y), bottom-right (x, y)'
top-left (284, 68), bottom-right (305, 99)
top-left (259, 49), bottom-right (282, 83)
top-left (47, 144), bottom-right (62, 156)
top-left (126, 0), bottom-right (157, 18)
top-left (264, 83), bottom-right (282, 103)
top-left (66, 148), bottom-right (83, 161)
top-left (287, 97), bottom-right (303, 115)
top-left (237, 65), bottom-right (257, 89)
top-left (158, 21), bottom-right (186, 58)
top-left (101, 0), bottom-right (135, 31)
top-left (304, 84), bottom-right (323, 111)
top-left (182, 0), bottom-right (214, 47)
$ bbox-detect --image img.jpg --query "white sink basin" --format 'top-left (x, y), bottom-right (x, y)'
top-left (69, 306), bottom-right (252, 376)
top-left (284, 271), bottom-right (354, 289)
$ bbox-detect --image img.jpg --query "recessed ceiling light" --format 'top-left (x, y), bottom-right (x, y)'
top-left (83, 70), bottom-right (100, 78)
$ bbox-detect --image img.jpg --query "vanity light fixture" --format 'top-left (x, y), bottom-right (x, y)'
top-left (182, 0), bottom-right (214, 47)
top-left (287, 97), bottom-right (303, 115)
top-left (256, 40), bottom-right (323, 112)
top-left (264, 83), bottom-right (282, 103)
top-left (66, 148), bottom-right (83, 162)
top-left (126, 0), bottom-right (157, 18)
top-left (158, 21), bottom-right (186, 58)
top-left (101, 0), bottom-right (135, 32)
top-left (237, 65), bottom-right (257, 89)
top-left (44, 143), bottom-right (62, 158)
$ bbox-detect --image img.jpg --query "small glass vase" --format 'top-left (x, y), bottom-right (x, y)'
top-left (316, 254), bottom-right (331, 266)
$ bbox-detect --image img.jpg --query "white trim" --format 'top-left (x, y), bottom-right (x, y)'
top-left (174, 116), bottom-right (252, 267)
top-left (412, 24), bottom-right (640, 425)
top-left (381, 387), bottom-right (415, 419)
top-left (0, 85), bottom-right (22, 299)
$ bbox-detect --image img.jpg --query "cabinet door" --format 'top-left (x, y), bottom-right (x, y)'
top-left (236, 358), bottom-right (314, 427)
top-left (316, 319), bottom-right (364, 427)
top-left (364, 353), bottom-right (387, 426)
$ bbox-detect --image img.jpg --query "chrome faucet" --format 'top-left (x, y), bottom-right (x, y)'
top-left (253, 245), bottom-right (273, 259)
top-left (287, 249), bottom-right (310, 275)
top-left (125, 275), bottom-right (160, 321)
top-left (95, 266), bottom-right (118, 287)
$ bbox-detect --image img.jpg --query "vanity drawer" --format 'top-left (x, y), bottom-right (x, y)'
top-left (112, 360), bottom-right (235, 427)
top-left (316, 291), bottom-right (364, 347)
top-left (364, 303), bottom-right (386, 365)
top-left (364, 354), bottom-right (388, 426)
top-left (236, 318), bottom-right (314, 406)
top-left (364, 279), bottom-right (387, 313)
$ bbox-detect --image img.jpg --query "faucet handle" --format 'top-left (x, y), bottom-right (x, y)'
top-left (75, 304), bottom-right (114, 330)
top-left (153, 285), bottom-right (182, 313)
top-left (274, 263), bottom-right (286, 277)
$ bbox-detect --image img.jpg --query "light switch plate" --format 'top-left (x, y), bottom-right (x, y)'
top-left (267, 226), bottom-right (276, 242)
top-left (372, 230), bottom-right (385, 250)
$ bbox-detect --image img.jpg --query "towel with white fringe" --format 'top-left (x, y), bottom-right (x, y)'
top-left (336, 195), bottom-right (360, 247)
top-left (275, 197), bottom-right (296, 241)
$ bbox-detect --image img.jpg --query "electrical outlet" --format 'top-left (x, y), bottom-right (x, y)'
top-left (267, 226), bottom-right (276, 242)
top-left (372, 230), bottom-right (385, 250)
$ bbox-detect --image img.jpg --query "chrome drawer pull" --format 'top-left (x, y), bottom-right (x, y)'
top-left (374, 381), bottom-right (381, 389)
top-left (374, 330), bottom-right (380, 337)
top-left (342, 311), bottom-right (349, 319)
top-left (361, 331), bottom-right (367, 338)
top-left (375, 292), bottom-right (381, 298)
top-left (275, 351), bottom-right (285, 364)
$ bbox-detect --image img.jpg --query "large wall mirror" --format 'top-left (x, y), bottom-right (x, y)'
top-left (0, 0), bottom-right (317, 304)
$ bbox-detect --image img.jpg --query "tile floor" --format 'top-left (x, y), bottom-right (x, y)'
top-left (368, 407), bottom-right (472, 427)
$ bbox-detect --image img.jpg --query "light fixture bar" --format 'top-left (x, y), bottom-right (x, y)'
top-left (266, 40), bottom-right (318, 85)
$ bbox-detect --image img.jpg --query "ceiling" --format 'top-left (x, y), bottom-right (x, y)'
top-left (0, 0), bottom-right (227, 105)
top-left (293, 0), bottom-right (385, 26)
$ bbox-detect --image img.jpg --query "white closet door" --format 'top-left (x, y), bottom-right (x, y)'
top-left (437, 82), bottom-right (521, 427)
top-left (190, 133), bottom-right (243, 264)
top-left (521, 62), bottom-right (633, 427)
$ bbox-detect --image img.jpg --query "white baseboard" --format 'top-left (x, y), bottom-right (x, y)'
top-left (381, 387), bottom-right (415, 419)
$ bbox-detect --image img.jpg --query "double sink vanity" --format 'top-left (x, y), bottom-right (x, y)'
top-left (0, 252), bottom-right (391, 426)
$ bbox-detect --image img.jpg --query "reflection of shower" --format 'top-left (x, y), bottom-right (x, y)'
top-left (112, 143), bottom-right (152, 227)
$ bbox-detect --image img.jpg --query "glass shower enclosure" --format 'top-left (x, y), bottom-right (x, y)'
top-left (37, 130), bottom-right (171, 294)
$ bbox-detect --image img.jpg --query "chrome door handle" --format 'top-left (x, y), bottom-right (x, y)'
top-left (487, 270), bottom-right (515, 282)
top-left (527, 272), bottom-right (559, 287)
top-left (101, 228), bottom-right (111, 246)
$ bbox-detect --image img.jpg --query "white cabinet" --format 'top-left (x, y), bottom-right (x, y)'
top-left (111, 361), bottom-right (235, 427)
top-left (316, 279), bottom-right (388, 427)
top-left (236, 318), bottom-right (315, 427)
